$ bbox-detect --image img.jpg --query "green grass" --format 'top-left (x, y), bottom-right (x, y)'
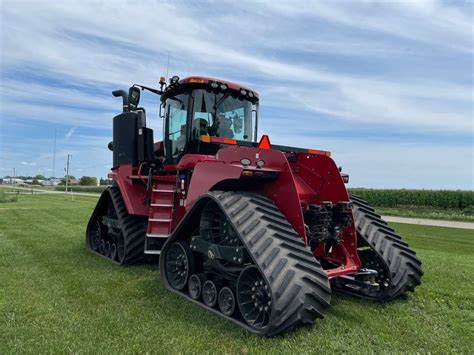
top-left (1, 194), bottom-right (473, 353)
top-left (0, 190), bottom-right (18, 203)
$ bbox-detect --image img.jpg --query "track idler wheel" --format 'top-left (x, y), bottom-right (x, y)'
top-left (237, 265), bottom-right (272, 330)
top-left (188, 274), bottom-right (206, 300)
top-left (218, 287), bottom-right (236, 316)
top-left (87, 220), bottom-right (101, 252)
top-left (164, 242), bottom-right (194, 291)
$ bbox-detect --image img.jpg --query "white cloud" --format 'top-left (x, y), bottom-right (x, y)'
top-left (65, 126), bottom-right (77, 140)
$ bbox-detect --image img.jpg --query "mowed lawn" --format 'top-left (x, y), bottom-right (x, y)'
top-left (1, 193), bottom-right (472, 353)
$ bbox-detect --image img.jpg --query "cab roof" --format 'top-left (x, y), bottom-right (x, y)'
top-left (177, 76), bottom-right (259, 99)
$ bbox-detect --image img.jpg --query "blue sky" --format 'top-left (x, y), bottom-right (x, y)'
top-left (0, 0), bottom-right (472, 189)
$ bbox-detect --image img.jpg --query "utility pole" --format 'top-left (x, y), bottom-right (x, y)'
top-left (65, 154), bottom-right (71, 195)
top-left (52, 129), bottom-right (57, 178)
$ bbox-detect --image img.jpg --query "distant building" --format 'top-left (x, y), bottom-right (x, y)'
top-left (42, 178), bottom-right (61, 186)
top-left (2, 178), bottom-right (26, 185)
top-left (25, 179), bottom-right (44, 184)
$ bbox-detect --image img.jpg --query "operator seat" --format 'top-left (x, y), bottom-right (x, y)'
top-left (192, 118), bottom-right (209, 138)
top-left (216, 117), bottom-right (234, 139)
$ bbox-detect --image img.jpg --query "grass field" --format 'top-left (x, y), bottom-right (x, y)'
top-left (1, 193), bottom-right (473, 353)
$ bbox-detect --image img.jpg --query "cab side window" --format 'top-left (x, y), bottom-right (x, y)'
top-left (165, 94), bottom-right (188, 161)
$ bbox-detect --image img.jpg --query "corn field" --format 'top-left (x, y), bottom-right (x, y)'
top-left (349, 188), bottom-right (474, 209)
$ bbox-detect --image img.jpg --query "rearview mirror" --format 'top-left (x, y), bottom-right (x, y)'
top-left (129, 86), bottom-right (141, 111)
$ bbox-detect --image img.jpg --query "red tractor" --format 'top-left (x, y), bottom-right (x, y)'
top-left (86, 75), bottom-right (422, 336)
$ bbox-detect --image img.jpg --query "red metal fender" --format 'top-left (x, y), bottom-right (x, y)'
top-left (108, 165), bottom-right (148, 216)
top-left (186, 146), bottom-right (307, 242)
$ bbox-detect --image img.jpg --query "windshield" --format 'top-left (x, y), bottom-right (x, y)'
top-left (191, 89), bottom-right (254, 141)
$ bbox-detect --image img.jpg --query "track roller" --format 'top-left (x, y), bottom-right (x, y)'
top-left (110, 243), bottom-right (117, 261)
top-left (99, 240), bottom-right (105, 254)
top-left (202, 280), bottom-right (219, 308)
top-left (188, 274), bottom-right (206, 300)
top-left (105, 241), bottom-right (111, 257)
top-left (218, 287), bottom-right (236, 316)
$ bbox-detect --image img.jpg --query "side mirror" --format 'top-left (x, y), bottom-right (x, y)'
top-left (129, 86), bottom-right (141, 111)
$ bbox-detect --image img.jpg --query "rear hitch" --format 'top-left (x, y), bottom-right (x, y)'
top-left (332, 268), bottom-right (380, 296)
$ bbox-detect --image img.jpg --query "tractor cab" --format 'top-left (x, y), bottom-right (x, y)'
top-left (111, 76), bottom-right (259, 168)
top-left (160, 76), bottom-right (259, 162)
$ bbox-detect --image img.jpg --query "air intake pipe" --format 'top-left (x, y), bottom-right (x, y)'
top-left (112, 90), bottom-right (129, 112)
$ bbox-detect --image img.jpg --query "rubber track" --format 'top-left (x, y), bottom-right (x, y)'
top-left (348, 194), bottom-right (423, 300)
top-left (107, 187), bottom-right (148, 265)
top-left (86, 187), bottom-right (147, 265)
top-left (161, 191), bottom-right (331, 336)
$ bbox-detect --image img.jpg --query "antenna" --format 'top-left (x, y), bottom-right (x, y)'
top-left (165, 51), bottom-right (171, 81)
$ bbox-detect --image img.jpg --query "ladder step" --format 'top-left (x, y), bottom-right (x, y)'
top-left (144, 250), bottom-right (161, 255)
top-left (153, 189), bottom-right (176, 193)
top-left (147, 233), bottom-right (169, 239)
top-left (149, 218), bottom-right (172, 222)
top-left (150, 203), bottom-right (174, 207)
